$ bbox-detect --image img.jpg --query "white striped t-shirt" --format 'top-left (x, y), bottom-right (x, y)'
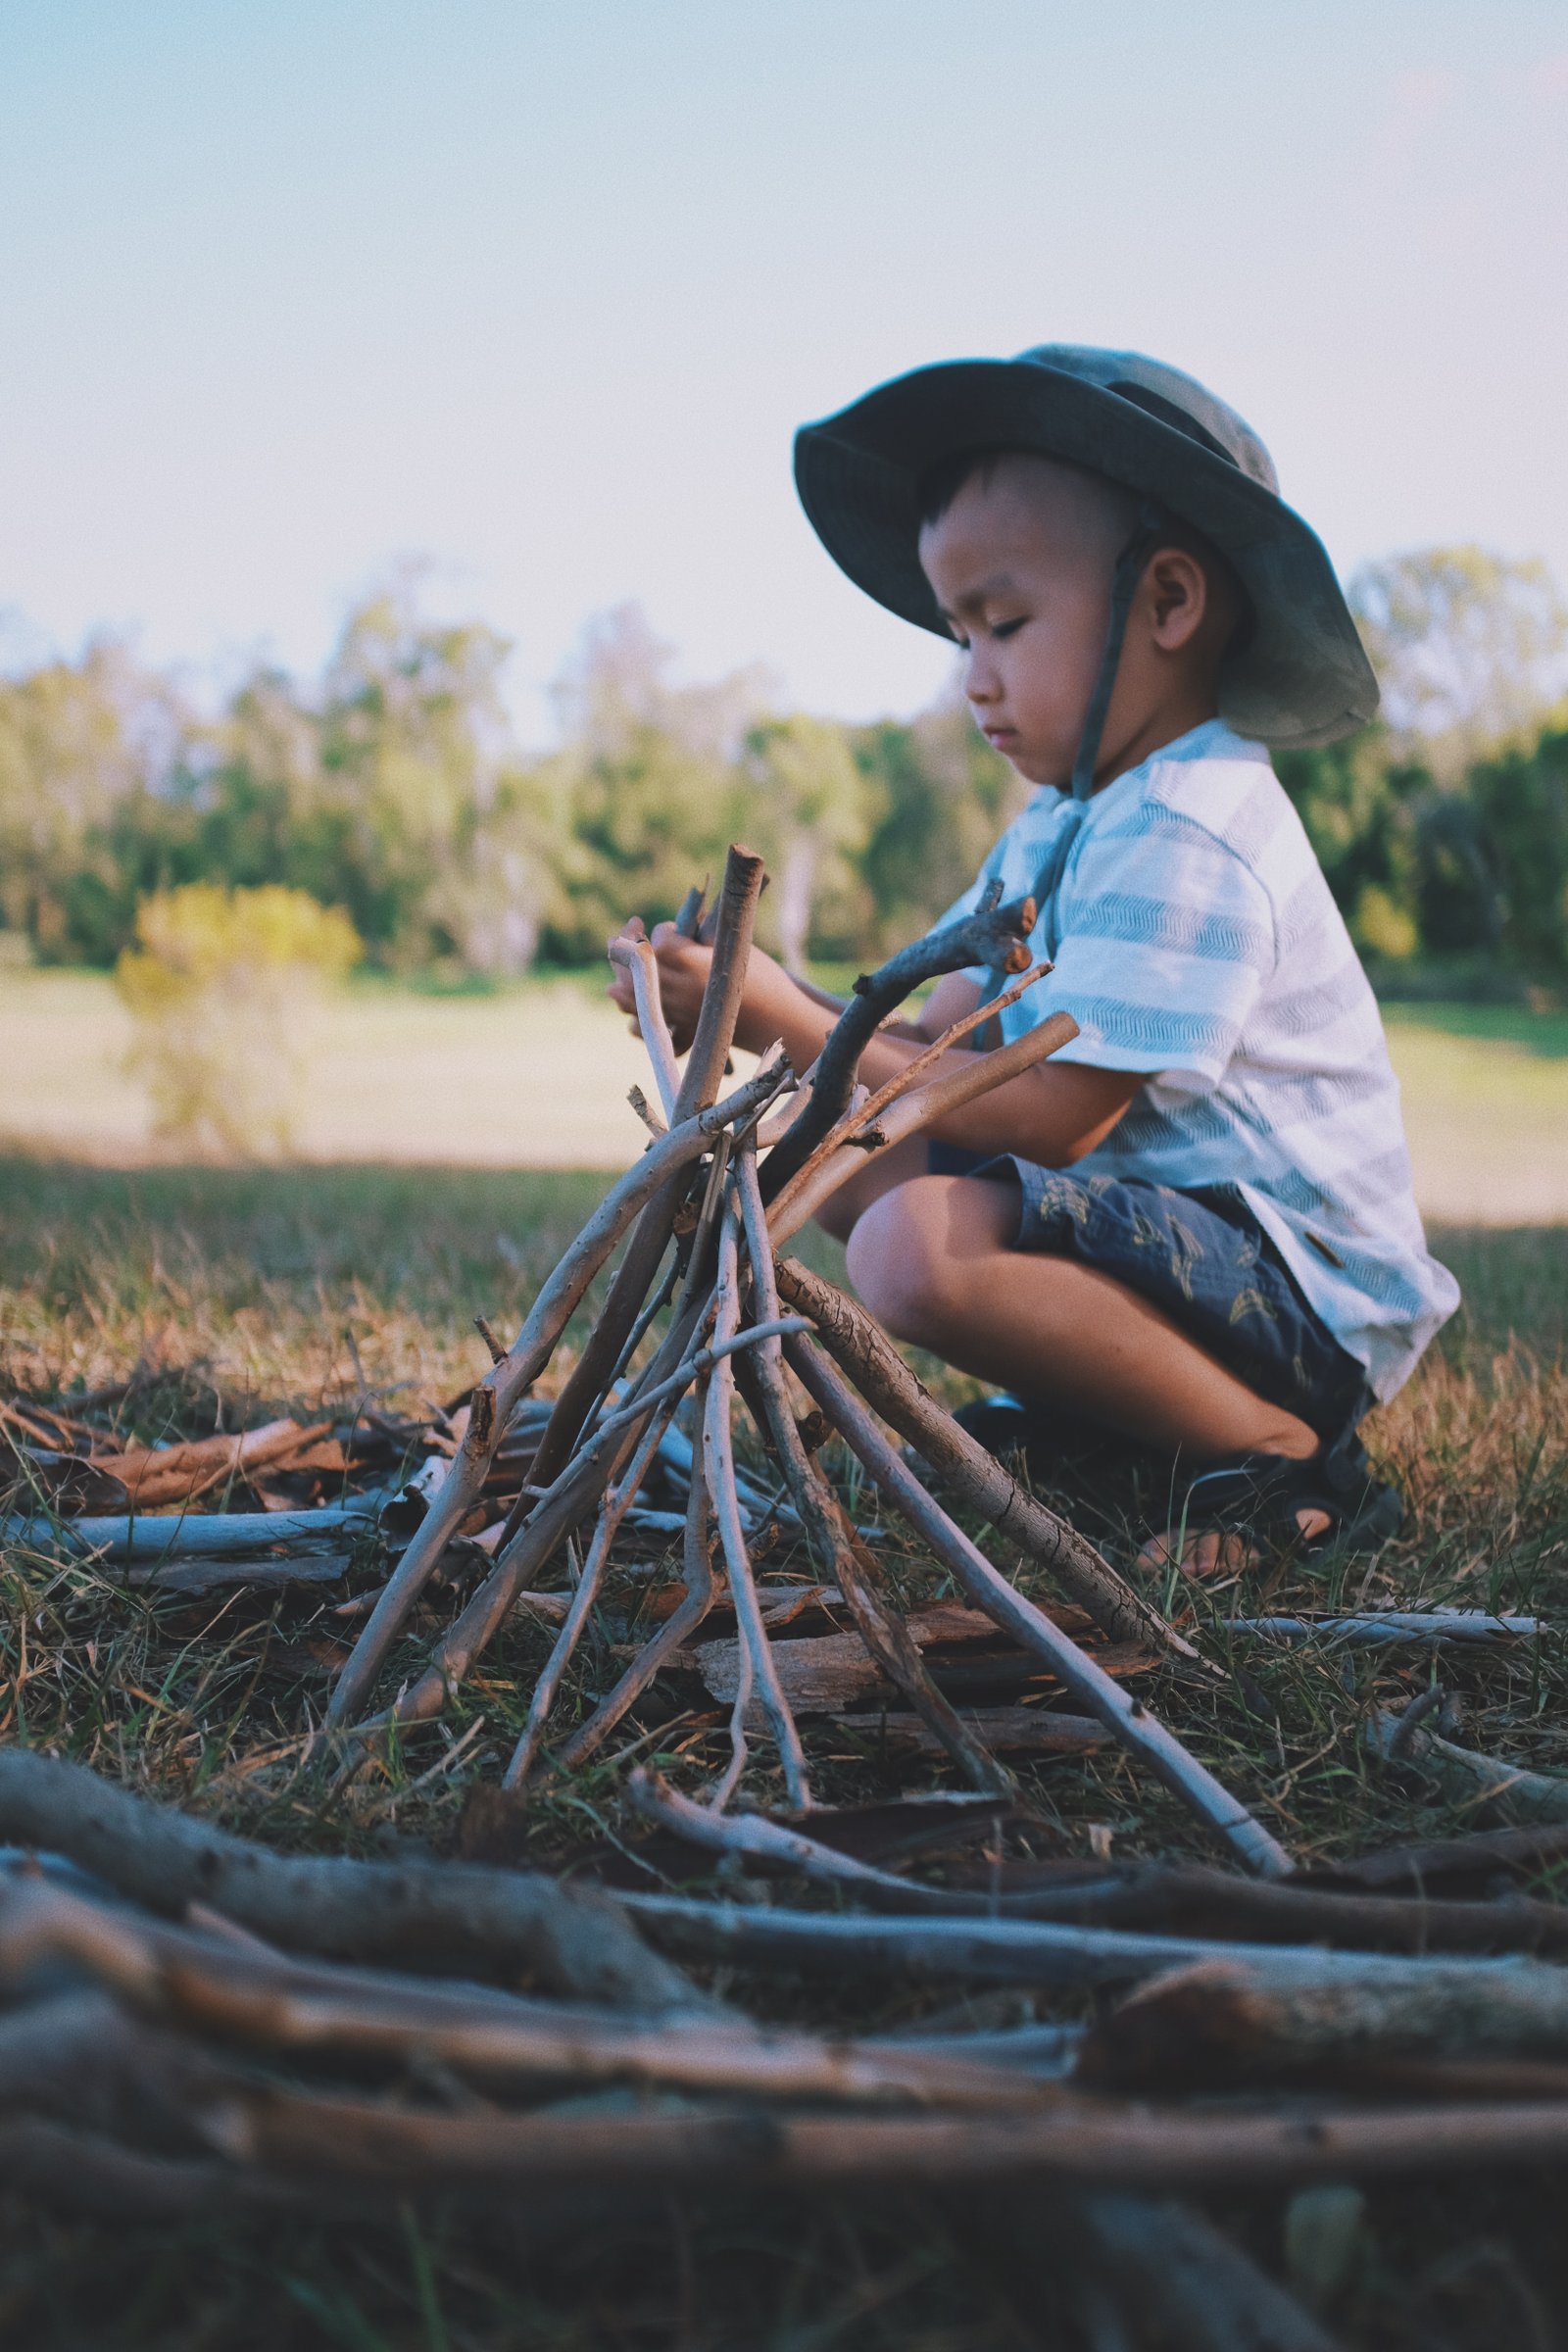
top-left (940, 718), bottom-right (1458, 1400)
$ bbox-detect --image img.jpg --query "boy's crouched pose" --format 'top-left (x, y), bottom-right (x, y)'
top-left (610, 345), bottom-right (1458, 1571)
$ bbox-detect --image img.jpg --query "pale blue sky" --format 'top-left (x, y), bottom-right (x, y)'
top-left (1, 1), bottom-right (1564, 739)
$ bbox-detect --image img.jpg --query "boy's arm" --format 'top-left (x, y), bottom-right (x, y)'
top-left (610, 925), bottom-right (1147, 1166)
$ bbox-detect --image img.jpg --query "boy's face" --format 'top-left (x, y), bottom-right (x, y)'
top-left (917, 454), bottom-right (1131, 789)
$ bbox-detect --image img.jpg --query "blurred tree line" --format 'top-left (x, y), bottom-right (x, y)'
top-left (1, 545), bottom-right (1564, 988)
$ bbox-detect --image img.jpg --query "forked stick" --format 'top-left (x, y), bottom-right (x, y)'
top-left (775, 956), bottom-right (1054, 1204)
top-left (759, 886), bottom-right (1038, 1199)
top-left (784, 1336), bottom-right (1293, 1881)
top-left (766, 1011), bottom-right (1082, 1241)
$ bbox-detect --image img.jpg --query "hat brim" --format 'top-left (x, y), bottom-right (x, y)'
top-left (794, 359), bottom-right (1377, 750)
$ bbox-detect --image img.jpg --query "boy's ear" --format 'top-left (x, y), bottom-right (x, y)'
top-left (1144, 549), bottom-right (1209, 652)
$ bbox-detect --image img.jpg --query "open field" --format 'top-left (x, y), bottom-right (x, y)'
top-left (4, 969), bottom-right (1568, 1223)
top-left (1, 1140), bottom-right (1567, 2344)
top-left (1, 977), bottom-right (1566, 2347)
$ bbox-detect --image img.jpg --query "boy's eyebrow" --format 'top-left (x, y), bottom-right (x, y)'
top-left (935, 569), bottom-right (1024, 622)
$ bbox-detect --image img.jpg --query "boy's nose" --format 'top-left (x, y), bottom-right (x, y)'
top-left (964, 650), bottom-right (1001, 705)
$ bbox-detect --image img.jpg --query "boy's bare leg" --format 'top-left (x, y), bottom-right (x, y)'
top-left (813, 1137), bottom-right (932, 1244)
top-left (843, 1173), bottom-right (1331, 1574)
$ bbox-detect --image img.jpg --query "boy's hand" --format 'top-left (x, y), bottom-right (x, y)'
top-left (607, 917), bottom-right (713, 1056)
top-left (607, 918), bottom-right (833, 1066)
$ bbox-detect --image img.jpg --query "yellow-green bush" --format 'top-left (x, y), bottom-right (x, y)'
top-left (116, 885), bottom-right (360, 1154)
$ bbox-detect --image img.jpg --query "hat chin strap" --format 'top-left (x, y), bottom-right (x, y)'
top-left (1067, 506), bottom-right (1165, 803)
top-left (985, 506), bottom-right (1161, 977)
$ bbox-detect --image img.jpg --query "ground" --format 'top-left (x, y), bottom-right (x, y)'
top-left (0, 978), bottom-right (1565, 2347)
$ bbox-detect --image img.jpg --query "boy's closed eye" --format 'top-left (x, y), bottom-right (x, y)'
top-left (952, 614), bottom-right (1028, 650)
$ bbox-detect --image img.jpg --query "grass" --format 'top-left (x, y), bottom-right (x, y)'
top-left (1, 1143), bottom-right (1567, 2343)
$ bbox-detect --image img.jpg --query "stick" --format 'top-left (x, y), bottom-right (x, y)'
top-left (526, 846), bottom-right (767, 1494)
top-left (773, 1257), bottom-right (1204, 1667)
top-left (766, 1011), bottom-right (1082, 1240)
top-left (325, 1055), bottom-right (785, 1730)
top-left (730, 1147), bottom-right (1011, 1797)
top-left (193, 2078), bottom-right (1568, 2196)
top-left (1227, 1613), bottom-right (1540, 1647)
top-left (759, 888), bottom-right (1038, 1199)
top-left (772, 957), bottom-right (1054, 1209)
top-left (609, 927), bottom-right (681, 1118)
top-left (1368, 1707), bottom-right (1568, 1825)
top-left (5, 1504), bottom-right (377, 1562)
top-left (901, 1856), bottom-right (1568, 1953)
top-left (785, 1335), bottom-right (1293, 1880)
top-left (546, 1375), bottom-right (720, 1777)
top-left (621, 1890), bottom-right (1568, 2001)
top-left (501, 1398), bottom-right (683, 1788)
top-left (626, 1768), bottom-right (1007, 1906)
top-left (705, 1199), bottom-right (809, 1811)
top-left (0, 1750), bottom-right (703, 2013)
top-left (1082, 1938), bottom-right (1568, 2081)
top-left (1338, 1822), bottom-right (1568, 1893)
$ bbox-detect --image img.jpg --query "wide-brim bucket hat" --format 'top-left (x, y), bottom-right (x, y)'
top-left (794, 344), bottom-right (1377, 750)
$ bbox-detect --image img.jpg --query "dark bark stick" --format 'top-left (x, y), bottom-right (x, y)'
top-left (0, 1751), bottom-right (701, 2013)
top-left (759, 888), bottom-right (1037, 1200)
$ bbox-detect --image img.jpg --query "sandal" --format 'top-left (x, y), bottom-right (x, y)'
top-left (1176, 1434), bottom-right (1402, 1561)
top-left (951, 1392), bottom-right (1118, 1473)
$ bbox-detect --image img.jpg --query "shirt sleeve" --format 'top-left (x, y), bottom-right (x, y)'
top-left (1027, 806), bottom-right (1277, 1088)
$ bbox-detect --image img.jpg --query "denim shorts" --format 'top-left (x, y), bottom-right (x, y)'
top-left (927, 1147), bottom-right (1371, 1444)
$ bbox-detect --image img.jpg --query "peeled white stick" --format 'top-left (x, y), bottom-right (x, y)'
top-left (766, 1011), bottom-right (1081, 1244)
top-left (325, 1059), bottom-right (788, 1733)
top-left (785, 1336), bottom-right (1295, 1883)
top-left (610, 930), bottom-right (681, 1120)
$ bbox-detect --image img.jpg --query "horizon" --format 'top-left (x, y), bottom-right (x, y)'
top-left (1, 1), bottom-right (1564, 745)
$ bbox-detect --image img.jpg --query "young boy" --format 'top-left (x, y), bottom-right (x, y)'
top-left (609, 344), bottom-right (1458, 1569)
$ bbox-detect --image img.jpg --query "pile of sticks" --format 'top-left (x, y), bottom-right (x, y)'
top-left (308, 844), bottom-right (1286, 1873)
top-left (8, 839), bottom-right (1568, 2338)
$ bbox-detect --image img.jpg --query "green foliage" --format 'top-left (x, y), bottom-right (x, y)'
top-left (115, 884), bottom-right (361, 1155)
top-left (5, 553), bottom-right (1568, 990)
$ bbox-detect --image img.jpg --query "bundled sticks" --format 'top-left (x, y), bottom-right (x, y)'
top-left (314, 844), bottom-right (1284, 1876)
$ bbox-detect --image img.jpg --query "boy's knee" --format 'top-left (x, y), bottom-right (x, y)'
top-left (847, 1175), bottom-right (1006, 1345)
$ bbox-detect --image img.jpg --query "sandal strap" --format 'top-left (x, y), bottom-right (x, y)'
top-left (1182, 1445), bottom-right (1401, 1548)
